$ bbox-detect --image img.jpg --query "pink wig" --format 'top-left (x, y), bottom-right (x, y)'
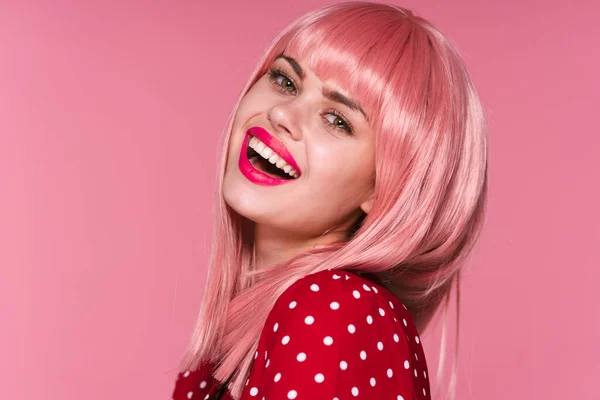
top-left (180, 2), bottom-right (488, 399)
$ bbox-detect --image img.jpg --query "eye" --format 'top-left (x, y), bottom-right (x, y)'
top-left (266, 67), bottom-right (355, 136)
top-left (323, 110), bottom-right (354, 135)
top-left (267, 68), bottom-right (297, 95)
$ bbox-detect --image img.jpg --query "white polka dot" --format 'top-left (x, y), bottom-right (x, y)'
top-left (387, 368), bottom-right (393, 378)
top-left (415, 336), bottom-right (420, 344)
top-left (340, 361), bottom-right (348, 370)
top-left (403, 318), bottom-right (407, 326)
top-left (348, 324), bottom-right (356, 334)
top-left (274, 373), bottom-right (281, 382)
top-left (187, 392), bottom-right (193, 399)
top-left (345, 274), bottom-right (350, 280)
top-left (183, 370), bottom-right (190, 377)
top-left (199, 381), bottom-right (207, 389)
top-left (289, 301), bottom-right (297, 309)
top-left (403, 303), bottom-right (407, 309)
top-left (282, 335), bottom-right (290, 345)
top-left (379, 308), bottom-right (385, 316)
top-left (288, 390), bottom-right (297, 399)
top-left (404, 360), bottom-right (410, 369)
top-left (333, 274), bottom-right (341, 279)
top-left (424, 371), bottom-right (427, 379)
top-left (414, 369), bottom-right (417, 377)
top-left (310, 283), bottom-right (320, 292)
top-left (371, 286), bottom-right (378, 293)
top-left (389, 300), bottom-right (394, 309)
top-left (397, 396), bottom-right (404, 400)
top-left (315, 373), bottom-right (325, 383)
top-left (360, 350), bottom-right (367, 360)
top-left (297, 352), bottom-right (307, 362)
top-left (415, 353), bottom-right (419, 360)
top-left (370, 377), bottom-right (376, 386)
top-left (330, 301), bottom-right (340, 310)
top-left (305, 315), bottom-right (315, 325)
top-left (254, 351), bottom-right (258, 359)
top-left (377, 341), bottom-right (384, 350)
top-left (366, 315), bottom-right (373, 324)
top-left (351, 387), bottom-right (359, 396)
top-left (273, 322), bottom-right (278, 332)
top-left (246, 378), bottom-right (249, 386)
top-left (394, 333), bottom-right (399, 342)
top-left (204, 395), bottom-right (209, 400)
top-left (250, 387), bottom-right (258, 396)
top-left (265, 359), bottom-right (270, 368)
top-left (362, 284), bottom-right (371, 291)
top-left (324, 336), bottom-right (334, 345)
top-left (353, 290), bottom-right (361, 299)
top-left (423, 388), bottom-right (427, 396)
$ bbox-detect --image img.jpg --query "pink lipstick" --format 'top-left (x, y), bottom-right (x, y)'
top-left (238, 126), bottom-right (302, 186)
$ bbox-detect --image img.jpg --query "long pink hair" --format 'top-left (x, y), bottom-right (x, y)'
top-left (180, 2), bottom-right (488, 399)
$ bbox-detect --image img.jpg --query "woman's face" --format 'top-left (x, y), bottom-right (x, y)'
top-left (223, 53), bottom-right (376, 241)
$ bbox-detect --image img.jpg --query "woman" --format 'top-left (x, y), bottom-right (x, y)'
top-left (171, 2), bottom-right (488, 399)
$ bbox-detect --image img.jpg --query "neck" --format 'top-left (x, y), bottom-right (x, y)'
top-left (252, 223), bottom-right (348, 272)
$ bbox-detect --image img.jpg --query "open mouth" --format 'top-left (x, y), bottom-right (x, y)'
top-left (246, 135), bottom-right (299, 180)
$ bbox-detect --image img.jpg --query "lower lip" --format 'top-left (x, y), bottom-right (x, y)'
top-left (238, 132), bottom-right (296, 186)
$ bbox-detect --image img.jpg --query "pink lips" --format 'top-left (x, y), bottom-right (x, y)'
top-left (238, 126), bottom-right (301, 186)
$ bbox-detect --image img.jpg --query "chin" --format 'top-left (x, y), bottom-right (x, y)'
top-left (222, 184), bottom-right (259, 222)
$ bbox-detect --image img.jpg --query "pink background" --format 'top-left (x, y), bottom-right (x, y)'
top-left (1, 0), bottom-right (598, 399)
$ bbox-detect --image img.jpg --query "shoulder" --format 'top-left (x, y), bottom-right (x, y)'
top-left (266, 268), bottom-right (416, 334)
top-left (241, 269), bottom-right (431, 399)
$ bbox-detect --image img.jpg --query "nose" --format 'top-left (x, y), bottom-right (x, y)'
top-left (267, 103), bottom-right (303, 141)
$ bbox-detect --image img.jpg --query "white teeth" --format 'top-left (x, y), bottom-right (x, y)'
top-left (262, 147), bottom-right (273, 159)
top-left (248, 135), bottom-right (300, 179)
top-left (255, 141), bottom-right (265, 153)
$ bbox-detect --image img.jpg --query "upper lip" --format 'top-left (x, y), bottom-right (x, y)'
top-left (246, 126), bottom-right (301, 175)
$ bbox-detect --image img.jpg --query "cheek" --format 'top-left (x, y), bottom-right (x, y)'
top-left (236, 82), bottom-right (273, 118)
top-left (229, 89), bottom-right (270, 142)
top-left (313, 145), bottom-right (371, 190)
top-left (228, 101), bottom-right (254, 156)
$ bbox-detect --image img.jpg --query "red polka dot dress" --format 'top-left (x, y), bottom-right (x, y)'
top-left (171, 269), bottom-right (431, 400)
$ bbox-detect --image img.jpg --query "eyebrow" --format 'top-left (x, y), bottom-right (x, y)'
top-left (274, 54), bottom-right (368, 121)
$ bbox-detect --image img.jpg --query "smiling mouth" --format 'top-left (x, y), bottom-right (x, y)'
top-left (246, 135), bottom-right (299, 180)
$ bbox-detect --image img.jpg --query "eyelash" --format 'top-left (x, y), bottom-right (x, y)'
top-left (266, 67), bottom-right (355, 135)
